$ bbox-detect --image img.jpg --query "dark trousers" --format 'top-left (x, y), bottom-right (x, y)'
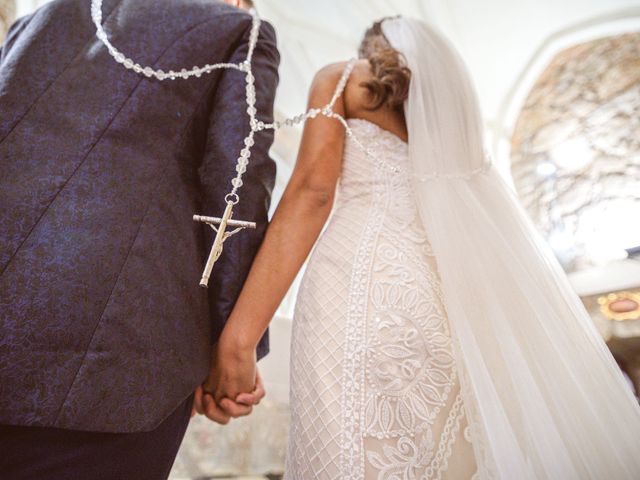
top-left (0, 394), bottom-right (194, 480)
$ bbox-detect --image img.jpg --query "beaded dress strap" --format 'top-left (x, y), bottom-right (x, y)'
top-left (327, 59), bottom-right (357, 110)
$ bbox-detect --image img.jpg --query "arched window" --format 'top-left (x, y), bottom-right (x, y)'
top-left (510, 33), bottom-right (640, 271)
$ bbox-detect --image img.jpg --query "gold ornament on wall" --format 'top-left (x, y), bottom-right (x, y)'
top-left (598, 292), bottom-right (640, 322)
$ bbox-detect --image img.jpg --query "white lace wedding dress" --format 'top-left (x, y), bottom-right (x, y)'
top-left (285, 76), bottom-right (478, 478)
top-left (285, 16), bottom-right (640, 479)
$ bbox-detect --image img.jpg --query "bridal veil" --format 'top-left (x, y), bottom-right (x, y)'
top-left (382, 16), bottom-right (640, 480)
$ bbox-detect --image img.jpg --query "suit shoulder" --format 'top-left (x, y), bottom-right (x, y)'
top-left (204, 5), bottom-right (277, 43)
top-left (192, 4), bottom-right (278, 48)
top-left (173, 1), bottom-right (253, 28)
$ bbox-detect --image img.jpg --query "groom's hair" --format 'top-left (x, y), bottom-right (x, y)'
top-left (242, 0), bottom-right (255, 9)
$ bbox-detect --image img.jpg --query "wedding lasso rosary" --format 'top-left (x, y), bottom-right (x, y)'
top-left (91, 0), bottom-right (441, 288)
top-left (91, 0), bottom-right (401, 287)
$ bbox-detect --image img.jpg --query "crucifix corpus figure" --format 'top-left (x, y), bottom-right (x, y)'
top-left (193, 202), bottom-right (256, 288)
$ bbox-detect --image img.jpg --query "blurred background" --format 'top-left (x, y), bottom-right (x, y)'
top-left (2, 0), bottom-right (640, 478)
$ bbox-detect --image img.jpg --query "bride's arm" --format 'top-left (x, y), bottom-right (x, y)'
top-left (207, 63), bottom-right (350, 402)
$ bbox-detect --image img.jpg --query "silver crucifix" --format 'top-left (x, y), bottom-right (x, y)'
top-left (193, 202), bottom-right (256, 288)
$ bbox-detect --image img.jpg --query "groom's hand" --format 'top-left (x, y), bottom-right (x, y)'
top-left (192, 385), bottom-right (231, 424)
top-left (192, 379), bottom-right (263, 425)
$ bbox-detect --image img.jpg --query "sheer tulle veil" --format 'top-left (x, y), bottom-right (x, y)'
top-left (382, 16), bottom-right (640, 479)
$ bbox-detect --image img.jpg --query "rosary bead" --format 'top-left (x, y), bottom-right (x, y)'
top-left (93, 0), bottom-right (401, 240)
top-left (91, 0), bottom-right (288, 202)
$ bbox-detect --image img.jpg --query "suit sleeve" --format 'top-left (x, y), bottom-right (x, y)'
top-left (198, 19), bottom-right (279, 360)
top-left (1, 14), bottom-right (32, 64)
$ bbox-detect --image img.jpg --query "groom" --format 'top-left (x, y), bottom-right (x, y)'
top-left (0, 0), bottom-right (278, 478)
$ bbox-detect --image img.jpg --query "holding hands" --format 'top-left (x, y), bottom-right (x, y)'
top-left (192, 327), bottom-right (265, 424)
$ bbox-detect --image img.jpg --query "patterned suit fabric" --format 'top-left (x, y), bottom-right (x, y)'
top-left (0, 0), bottom-right (279, 433)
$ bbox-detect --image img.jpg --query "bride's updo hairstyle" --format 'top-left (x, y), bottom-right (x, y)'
top-left (358, 18), bottom-right (411, 111)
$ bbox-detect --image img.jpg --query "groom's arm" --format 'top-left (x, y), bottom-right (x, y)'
top-left (198, 18), bottom-right (280, 360)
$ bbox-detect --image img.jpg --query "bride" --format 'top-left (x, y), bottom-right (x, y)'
top-left (205, 15), bottom-right (640, 480)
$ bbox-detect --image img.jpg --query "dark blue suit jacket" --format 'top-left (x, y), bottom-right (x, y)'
top-left (0, 0), bottom-right (279, 433)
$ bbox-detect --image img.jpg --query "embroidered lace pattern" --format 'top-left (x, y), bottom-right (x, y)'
top-left (285, 116), bottom-right (479, 479)
top-left (341, 120), bottom-right (472, 479)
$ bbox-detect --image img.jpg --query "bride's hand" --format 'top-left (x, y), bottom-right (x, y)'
top-left (202, 329), bottom-right (265, 419)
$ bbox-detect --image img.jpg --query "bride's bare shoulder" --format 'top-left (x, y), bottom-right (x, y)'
top-left (310, 60), bottom-right (370, 110)
top-left (309, 61), bottom-right (348, 92)
top-left (312, 60), bottom-right (368, 85)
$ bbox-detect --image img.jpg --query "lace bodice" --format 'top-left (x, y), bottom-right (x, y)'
top-left (337, 118), bottom-right (409, 203)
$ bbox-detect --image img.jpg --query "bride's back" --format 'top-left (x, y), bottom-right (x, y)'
top-left (343, 59), bottom-right (409, 144)
top-left (287, 32), bottom-right (477, 480)
top-left (307, 57), bottom-right (412, 213)
top-left (345, 18), bottom-right (411, 142)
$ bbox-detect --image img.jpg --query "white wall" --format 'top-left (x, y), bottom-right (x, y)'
top-left (15, 0), bottom-right (43, 18)
top-left (258, 0), bottom-right (640, 171)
